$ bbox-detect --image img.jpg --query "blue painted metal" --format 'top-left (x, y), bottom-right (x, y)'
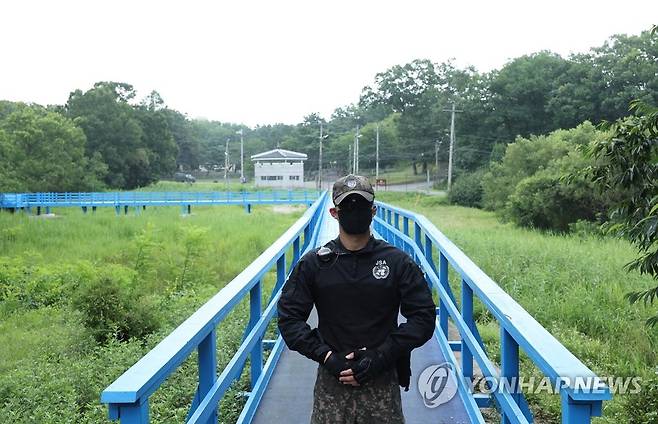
top-left (461, 279), bottom-right (474, 380)
top-left (373, 201), bottom-right (611, 423)
top-left (197, 330), bottom-right (217, 424)
top-left (0, 190), bottom-right (320, 212)
top-left (100, 194), bottom-right (610, 423)
top-left (101, 192), bottom-right (328, 423)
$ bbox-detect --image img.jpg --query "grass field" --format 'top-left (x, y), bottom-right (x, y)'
top-left (1, 187), bottom-right (656, 423)
top-left (0, 202), bottom-right (304, 423)
top-left (377, 192), bottom-right (658, 423)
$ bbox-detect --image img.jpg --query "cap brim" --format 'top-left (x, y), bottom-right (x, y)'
top-left (334, 190), bottom-right (374, 205)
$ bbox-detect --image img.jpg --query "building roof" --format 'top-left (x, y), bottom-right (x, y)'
top-left (251, 148), bottom-right (307, 161)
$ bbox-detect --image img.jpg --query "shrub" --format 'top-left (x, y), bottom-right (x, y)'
top-left (481, 121), bottom-right (603, 211)
top-left (0, 259), bottom-right (96, 311)
top-left (74, 273), bottom-right (161, 343)
top-left (506, 151), bottom-right (607, 231)
top-left (449, 169), bottom-right (486, 208)
top-left (624, 376), bottom-right (658, 423)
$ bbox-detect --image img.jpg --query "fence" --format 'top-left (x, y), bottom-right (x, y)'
top-left (100, 192), bottom-right (328, 423)
top-left (373, 201), bottom-right (611, 423)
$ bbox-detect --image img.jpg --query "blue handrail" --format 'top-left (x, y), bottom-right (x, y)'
top-left (373, 201), bottom-right (611, 424)
top-left (101, 191), bottom-right (329, 423)
top-left (0, 191), bottom-right (320, 211)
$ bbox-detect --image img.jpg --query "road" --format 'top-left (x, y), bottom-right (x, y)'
top-left (302, 179), bottom-right (446, 196)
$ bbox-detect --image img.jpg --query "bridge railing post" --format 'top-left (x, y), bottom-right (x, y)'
top-left (249, 281), bottom-right (263, 390)
top-left (414, 222), bottom-right (422, 251)
top-left (293, 236), bottom-right (300, 265)
top-left (111, 399), bottom-right (149, 424)
top-left (198, 329), bottom-right (217, 424)
top-left (438, 252), bottom-right (449, 337)
top-left (274, 254), bottom-right (286, 298)
top-left (561, 392), bottom-right (603, 424)
top-left (403, 216), bottom-right (409, 237)
top-left (501, 328), bottom-right (520, 424)
top-left (394, 212), bottom-right (399, 230)
top-left (461, 279), bottom-right (474, 380)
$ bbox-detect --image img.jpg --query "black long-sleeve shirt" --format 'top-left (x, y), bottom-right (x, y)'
top-left (277, 235), bottom-right (436, 366)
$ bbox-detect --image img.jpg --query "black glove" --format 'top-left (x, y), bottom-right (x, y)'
top-left (322, 351), bottom-right (352, 379)
top-left (351, 349), bottom-right (390, 384)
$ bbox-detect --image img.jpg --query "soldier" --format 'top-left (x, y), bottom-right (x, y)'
top-left (277, 174), bottom-right (436, 424)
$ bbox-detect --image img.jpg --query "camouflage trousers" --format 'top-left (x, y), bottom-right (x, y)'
top-left (310, 364), bottom-right (405, 424)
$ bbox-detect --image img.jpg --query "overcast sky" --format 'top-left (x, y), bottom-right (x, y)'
top-left (1, 1), bottom-right (655, 126)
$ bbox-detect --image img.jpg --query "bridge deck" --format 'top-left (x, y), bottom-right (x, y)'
top-left (252, 208), bottom-right (472, 423)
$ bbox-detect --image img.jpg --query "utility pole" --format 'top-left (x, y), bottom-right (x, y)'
top-left (353, 125), bottom-right (361, 174)
top-left (318, 123), bottom-right (328, 190)
top-left (376, 124), bottom-right (380, 179)
top-left (348, 144), bottom-right (352, 174)
top-left (435, 139), bottom-right (442, 180)
top-left (435, 140), bottom-right (439, 176)
top-left (236, 129), bottom-right (244, 183)
top-left (443, 102), bottom-right (463, 190)
top-left (224, 138), bottom-right (230, 186)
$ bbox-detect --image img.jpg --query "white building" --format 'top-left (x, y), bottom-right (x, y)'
top-left (251, 148), bottom-right (307, 188)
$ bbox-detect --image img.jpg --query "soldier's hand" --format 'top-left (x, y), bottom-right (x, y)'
top-left (322, 351), bottom-right (352, 379)
top-left (339, 349), bottom-right (365, 386)
top-left (350, 348), bottom-right (387, 385)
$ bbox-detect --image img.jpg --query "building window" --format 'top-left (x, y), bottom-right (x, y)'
top-left (289, 175), bottom-right (299, 180)
top-left (262, 175), bottom-right (284, 181)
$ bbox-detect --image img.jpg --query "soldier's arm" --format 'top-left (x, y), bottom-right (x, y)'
top-left (277, 255), bottom-right (332, 363)
top-left (378, 254), bottom-right (436, 361)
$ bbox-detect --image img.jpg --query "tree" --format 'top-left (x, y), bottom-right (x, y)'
top-left (136, 91), bottom-right (178, 178)
top-left (162, 109), bottom-right (200, 171)
top-left (66, 82), bottom-right (147, 188)
top-left (359, 59), bottom-right (440, 113)
top-left (0, 105), bottom-right (106, 192)
top-left (590, 31), bottom-right (658, 122)
top-left (588, 100), bottom-right (658, 325)
top-left (488, 51), bottom-right (571, 138)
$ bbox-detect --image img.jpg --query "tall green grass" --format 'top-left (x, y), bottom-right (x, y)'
top-left (0, 203), bottom-right (304, 423)
top-left (377, 192), bottom-right (658, 423)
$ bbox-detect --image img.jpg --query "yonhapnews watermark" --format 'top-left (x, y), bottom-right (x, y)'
top-left (418, 362), bottom-right (645, 408)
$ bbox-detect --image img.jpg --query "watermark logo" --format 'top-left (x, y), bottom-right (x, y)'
top-left (418, 362), bottom-right (645, 408)
top-left (417, 362), bottom-right (458, 408)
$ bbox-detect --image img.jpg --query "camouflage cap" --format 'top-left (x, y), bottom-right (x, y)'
top-left (332, 174), bottom-right (375, 205)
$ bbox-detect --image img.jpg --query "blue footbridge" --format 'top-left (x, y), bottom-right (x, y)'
top-left (73, 190), bottom-right (610, 423)
top-left (0, 190), bottom-right (319, 215)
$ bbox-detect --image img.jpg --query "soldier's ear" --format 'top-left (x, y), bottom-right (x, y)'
top-left (371, 205), bottom-right (377, 217)
top-left (329, 207), bottom-right (339, 219)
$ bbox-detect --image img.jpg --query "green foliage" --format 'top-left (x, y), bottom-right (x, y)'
top-left (448, 168), bottom-right (485, 208)
top-left (385, 194), bottom-right (658, 423)
top-left (0, 203), bottom-right (300, 422)
top-left (588, 100), bottom-right (658, 325)
top-left (0, 258), bottom-right (96, 312)
top-left (507, 151), bottom-right (607, 231)
top-left (73, 268), bottom-right (161, 343)
top-left (624, 375), bottom-right (658, 423)
top-left (0, 105), bottom-right (106, 192)
top-left (482, 122), bottom-right (601, 212)
top-left (2, 29), bottom-right (656, 188)
top-left (489, 51), bottom-right (571, 137)
top-left (177, 225), bottom-right (209, 291)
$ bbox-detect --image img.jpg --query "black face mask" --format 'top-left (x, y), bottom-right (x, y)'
top-left (337, 205), bottom-right (373, 234)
